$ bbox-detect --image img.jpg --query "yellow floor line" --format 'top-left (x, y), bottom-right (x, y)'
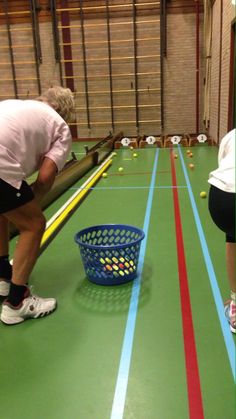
top-left (40, 158), bottom-right (112, 248)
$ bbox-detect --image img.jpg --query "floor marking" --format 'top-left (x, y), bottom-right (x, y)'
top-left (84, 170), bottom-right (170, 178)
top-left (110, 149), bottom-right (159, 419)
top-left (67, 185), bottom-right (188, 191)
top-left (40, 155), bottom-right (114, 248)
top-left (170, 150), bottom-right (205, 419)
top-left (178, 146), bottom-right (236, 380)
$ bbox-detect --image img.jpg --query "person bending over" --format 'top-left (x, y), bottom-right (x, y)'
top-left (0, 86), bottom-right (75, 325)
top-left (208, 128), bottom-right (235, 333)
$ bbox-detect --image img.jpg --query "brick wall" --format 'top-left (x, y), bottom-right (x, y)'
top-left (0, 1), bottom-right (208, 139)
top-left (163, 12), bottom-right (205, 135)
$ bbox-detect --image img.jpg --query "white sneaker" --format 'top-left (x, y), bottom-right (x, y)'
top-left (1, 293), bottom-right (57, 325)
top-left (0, 280), bottom-right (10, 297)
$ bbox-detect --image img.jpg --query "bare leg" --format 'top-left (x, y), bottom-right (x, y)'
top-left (0, 215), bottom-right (9, 257)
top-left (226, 242), bottom-right (236, 293)
top-left (3, 199), bottom-right (46, 285)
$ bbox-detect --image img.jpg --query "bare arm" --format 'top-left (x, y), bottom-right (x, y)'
top-left (31, 157), bottom-right (58, 203)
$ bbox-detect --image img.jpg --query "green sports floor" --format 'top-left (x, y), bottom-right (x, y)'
top-left (0, 144), bottom-right (235, 419)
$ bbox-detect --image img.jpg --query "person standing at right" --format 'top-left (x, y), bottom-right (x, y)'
top-left (208, 128), bottom-right (235, 333)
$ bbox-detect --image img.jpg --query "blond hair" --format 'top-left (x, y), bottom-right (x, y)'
top-left (37, 86), bottom-right (75, 123)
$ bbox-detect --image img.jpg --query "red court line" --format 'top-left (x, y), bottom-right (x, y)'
top-left (170, 149), bottom-right (204, 419)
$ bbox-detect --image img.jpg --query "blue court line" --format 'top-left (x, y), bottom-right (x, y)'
top-left (110, 149), bottom-right (159, 419)
top-left (178, 146), bottom-right (235, 380)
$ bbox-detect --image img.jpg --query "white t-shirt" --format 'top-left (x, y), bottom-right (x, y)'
top-left (208, 129), bottom-right (235, 193)
top-left (0, 99), bottom-right (72, 189)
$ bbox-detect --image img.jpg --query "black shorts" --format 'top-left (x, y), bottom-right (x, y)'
top-left (208, 185), bottom-right (235, 243)
top-left (0, 178), bottom-right (34, 214)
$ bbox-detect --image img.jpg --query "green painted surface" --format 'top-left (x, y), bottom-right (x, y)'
top-left (0, 146), bottom-right (235, 419)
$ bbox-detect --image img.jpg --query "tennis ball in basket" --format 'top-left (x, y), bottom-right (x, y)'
top-left (102, 172), bottom-right (108, 178)
top-left (200, 191), bottom-right (207, 198)
top-left (118, 167), bottom-right (124, 173)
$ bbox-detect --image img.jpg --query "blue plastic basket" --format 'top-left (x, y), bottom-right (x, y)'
top-left (74, 224), bottom-right (145, 285)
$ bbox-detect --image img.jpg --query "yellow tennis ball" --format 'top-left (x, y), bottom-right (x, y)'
top-left (189, 163), bottom-right (194, 169)
top-left (102, 172), bottom-right (108, 178)
top-left (119, 270), bottom-right (125, 276)
top-left (200, 191), bottom-right (207, 198)
top-left (133, 153), bottom-right (138, 158)
top-left (118, 167), bottom-right (124, 172)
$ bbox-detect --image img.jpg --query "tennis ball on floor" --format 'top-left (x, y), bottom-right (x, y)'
top-left (189, 163), bottom-right (194, 169)
top-left (118, 167), bottom-right (124, 172)
top-left (102, 172), bottom-right (108, 178)
top-left (174, 153), bottom-right (178, 159)
top-left (130, 146), bottom-right (134, 150)
top-left (186, 149), bottom-right (191, 154)
top-left (113, 152), bottom-right (117, 156)
top-left (189, 152), bottom-right (193, 158)
top-left (200, 191), bottom-right (207, 198)
top-left (133, 153), bottom-right (138, 158)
